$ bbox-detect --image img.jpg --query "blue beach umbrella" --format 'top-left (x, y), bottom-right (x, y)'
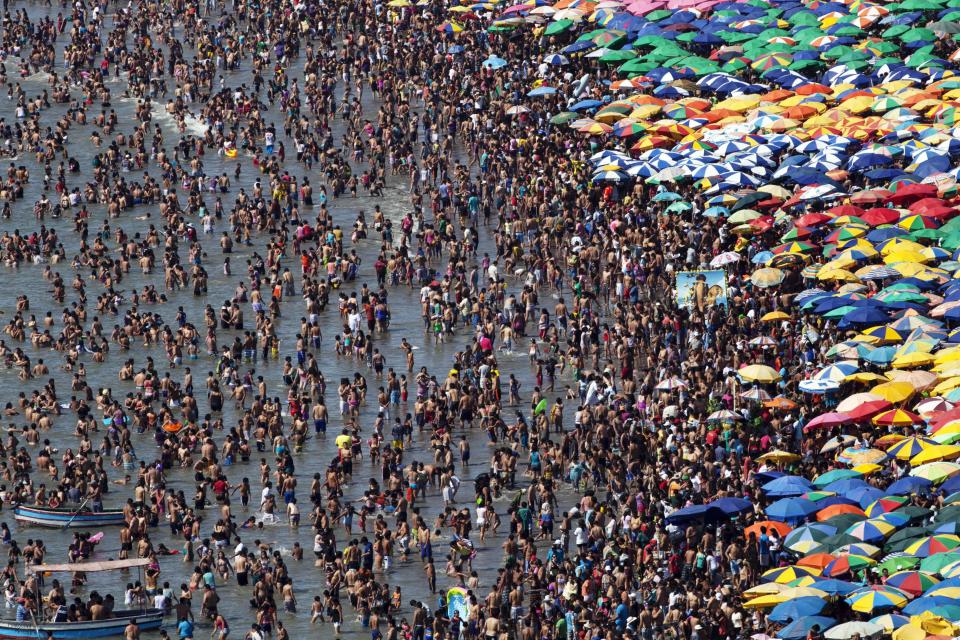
top-left (769, 597), bottom-right (827, 623)
top-left (776, 617), bottom-right (837, 640)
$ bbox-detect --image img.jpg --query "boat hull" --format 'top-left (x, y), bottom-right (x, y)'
top-left (0, 609), bottom-right (163, 639)
top-left (13, 507), bottom-right (127, 528)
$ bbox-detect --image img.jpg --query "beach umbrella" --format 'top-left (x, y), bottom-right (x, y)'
top-left (916, 397), bottom-right (954, 416)
top-left (865, 496), bottom-right (909, 517)
top-left (812, 579), bottom-right (860, 596)
top-left (739, 364), bottom-right (782, 383)
top-left (846, 586), bottom-right (911, 613)
top-left (920, 552), bottom-right (960, 574)
top-left (904, 534), bottom-right (960, 558)
top-left (870, 614), bottom-right (911, 632)
top-left (766, 497), bottom-right (820, 524)
top-left (752, 267), bottom-right (786, 288)
top-left (527, 86), bottom-right (558, 97)
top-left (936, 558), bottom-right (960, 578)
top-left (823, 554), bottom-right (877, 577)
top-left (821, 435), bottom-right (858, 454)
top-left (750, 336), bottom-right (778, 348)
top-left (824, 621), bottom-right (884, 640)
top-left (436, 21), bottom-right (464, 33)
top-left (655, 377), bottom-right (687, 391)
top-left (928, 21), bottom-right (960, 34)
top-left (816, 362), bottom-right (859, 382)
top-left (756, 450), bottom-right (801, 467)
top-left (769, 598), bottom-right (827, 623)
top-left (763, 476), bottom-right (813, 497)
top-left (744, 584), bottom-right (826, 605)
top-left (482, 55), bottom-right (507, 69)
top-left (805, 412), bottom-right (851, 431)
top-left (814, 531), bottom-right (862, 552)
top-left (884, 478), bottom-right (932, 497)
top-left (745, 521), bottom-right (793, 540)
top-left (873, 409), bottom-right (923, 426)
top-left (665, 504), bottom-right (730, 526)
top-left (762, 311), bottom-right (790, 322)
top-left (813, 469), bottom-right (861, 487)
top-left (800, 379), bottom-right (841, 394)
top-left (915, 462), bottom-right (960, 484)
top-left (544, 19), bottom-right (574, 35)
top-left (708, 497), bottom-right (754, 517)
top-left (707, 409), bottom-right (741, 422)
top-left (761, 565), bottom-right (818, 584)
top-left (549, 111), bottom-right (578, 124)
top-left (741, 387), bottom-right (773, 402)
top-left (871, 380), bottom-right (917, 403)
top-left (843, 398), bottom-right (892, 420)
top-left (878, 555), bottom-right (922, 573)
top-left (884, 571), bottom-right (940, 597)
top-left (799, 555), bottom-right (837, 574)
top-left (765, 396), bottom-right (798, 410)
top-left (845, 520), bottom-right (896, 544)
top-left (785, 524), bottom-right (837, 553)
top-left (887, 437), bottom-right (938, 461)
top-left (902, 596), bottom-right (960, 618)
top-left (912, 445), bottom-right (960, 466)
top-left (776, 617), bottom-right (837, 640)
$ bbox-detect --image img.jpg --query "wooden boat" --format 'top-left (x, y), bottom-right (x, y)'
top-left (13, 505), bottom-right (127, 528)
top-left (0, 608), bottom-right (164, 639)
top-left (0, 560), bottom-right (165, 639)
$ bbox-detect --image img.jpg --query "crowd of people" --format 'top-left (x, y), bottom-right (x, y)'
top-left (0, 0), bottom-right (948, 638)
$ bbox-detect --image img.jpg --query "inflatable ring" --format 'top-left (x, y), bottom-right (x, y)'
top-left (162, 421), bottom-right (184, 434)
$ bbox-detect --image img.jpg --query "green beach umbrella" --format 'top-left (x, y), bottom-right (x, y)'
top-left (544, 19), bottom-right (574, 36)
top-left (550, 112), bottom-right (578, 124)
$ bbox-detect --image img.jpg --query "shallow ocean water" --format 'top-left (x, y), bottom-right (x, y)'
top-left (0, 5), bottom-right (580, 638)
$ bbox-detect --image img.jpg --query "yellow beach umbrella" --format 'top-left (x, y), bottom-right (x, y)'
top-left (742, 583), bottom-right (788, 599)
top-left (852, 463), bottom-right (883, 475)
top-left (934, 346), bottom-right (960, 364)
top-left (893, 625), bottom-right (926, 640)
top-left (881, 238), bottom-right (926, 256)
top-left (933, 377), bottom-right (960, 396)
top-left (891, 352), bottom-right (935, 369)
top-left (846, 372), bottom-right (889, 384)
top-left (911, 444), bottom-right (960, 466)
top-left (761, 311), bottom-right (790, 322)
top-left (757, 450), bottom-right (800, 464)
top-left (818, 268), bottom-right (860, 282)
top-left (871, 381), bottom-right (916, 403)
top-left (715, 95), bottom-right (761, 112)
top-left (739, 364), bottom-right (782, 383)
top-left (911, 612), bottom-right (960, 636)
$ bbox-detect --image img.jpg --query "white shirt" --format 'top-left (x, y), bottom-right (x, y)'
top-left (574, 527), bottom-right (587, 545)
